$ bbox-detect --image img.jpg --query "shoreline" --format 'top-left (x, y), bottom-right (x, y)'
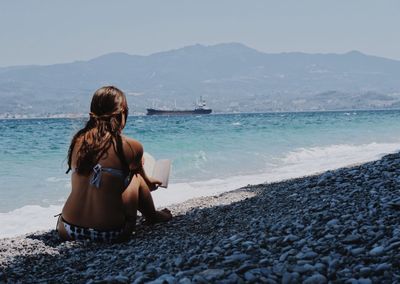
top-left (1, 153), bottom-right (400, 282)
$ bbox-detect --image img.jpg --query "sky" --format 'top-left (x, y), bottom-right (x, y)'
top-left (0, 0), bottom-right (399, 67)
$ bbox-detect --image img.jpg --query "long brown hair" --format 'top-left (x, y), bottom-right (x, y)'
top-left (66, 86), bottom-right (129, 175)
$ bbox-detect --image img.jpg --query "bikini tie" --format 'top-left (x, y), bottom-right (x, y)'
top-left (90, 164), bottom-right (102, 188)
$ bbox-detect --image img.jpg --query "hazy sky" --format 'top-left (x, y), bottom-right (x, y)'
top-left (1, 0), bottom-right (399, 67)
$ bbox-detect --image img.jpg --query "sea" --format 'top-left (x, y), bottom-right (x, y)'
top-left (1, 110), bottom-right (400, 238)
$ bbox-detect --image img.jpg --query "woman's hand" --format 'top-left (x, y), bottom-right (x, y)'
top-left (148, 177), bottom-right (162, 191)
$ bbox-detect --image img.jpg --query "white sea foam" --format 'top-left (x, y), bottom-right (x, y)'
top-left (1, 141), bottom-right (399, 239)
top-left (280, 142), bottom-right (400, 174)
top-left (46, 177), bottom-right (69, 183)
top-left (0, 205), bottom-right (62, 239)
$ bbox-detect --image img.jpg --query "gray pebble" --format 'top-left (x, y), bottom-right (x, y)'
top-left (359, 267), bottom-right (372, 277)
top-left (326, 219), bottom-right (339, 227)
top-left (178, 277), bottom-right (191, 284)
top-left (223, 253), bottom-right (250, 264)
top-left (243, 271), bottom-right (256, 282)
top-left (350, 247), bottom-right (365, 256)
top-left (303, 273), bottom-right (327, 284)
top-left (369, 246), bottom-right (385, 256)
top-left (358, 278), bottom-right (372, 284)
top-left (375, 263), bottom-right (391, 273)
top-left (342, 234), bottom-right (362, 244)
top-left (292, 264), bottom-right (314, 274)
top-left (191, 275), bottom-right (207, 284)
top-left (147, 274), bottom-right (176, 284)
top-left (198, 269), bottom-right (225, 281)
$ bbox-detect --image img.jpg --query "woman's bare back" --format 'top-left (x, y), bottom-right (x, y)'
top-left (61, 136), bottom-right (142, 230)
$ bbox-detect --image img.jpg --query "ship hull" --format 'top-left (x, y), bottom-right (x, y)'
top-left (146, 108), bottom-right (212, 116)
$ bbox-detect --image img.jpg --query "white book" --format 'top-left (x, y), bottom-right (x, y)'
top-left (143, 152), bottom-right (171, 188)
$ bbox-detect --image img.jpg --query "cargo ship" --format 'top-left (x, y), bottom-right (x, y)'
top-left (147, 97), bottom-right (212, 116)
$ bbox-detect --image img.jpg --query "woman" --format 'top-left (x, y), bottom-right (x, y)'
top-left (57, 86), bottom-right (172, 242)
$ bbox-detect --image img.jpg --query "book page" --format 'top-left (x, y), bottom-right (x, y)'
top-left (152, 159), bottom-right (171, 188)
top-left (142, 152), bottom-right (171, 188)
top-left (143, 152), bottom-right (156, 177)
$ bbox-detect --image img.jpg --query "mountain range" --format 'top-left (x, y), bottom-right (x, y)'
top-left (1, 43), bottom-right (400, 117)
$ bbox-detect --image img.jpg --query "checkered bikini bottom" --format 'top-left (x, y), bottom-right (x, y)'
top-left (58, 216), bottom-right (124, 243)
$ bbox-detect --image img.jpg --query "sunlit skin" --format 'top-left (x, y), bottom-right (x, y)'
top-left (57, 90), bottom-right (172, 242)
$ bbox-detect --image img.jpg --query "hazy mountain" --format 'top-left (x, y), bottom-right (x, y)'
top-left (1, 43), bottom-right (400, 116)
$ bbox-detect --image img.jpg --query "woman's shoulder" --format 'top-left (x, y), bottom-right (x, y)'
top-left (122, 136), bottom-right (143, 151)
top-left (121, 136), bottom-right (143, 162)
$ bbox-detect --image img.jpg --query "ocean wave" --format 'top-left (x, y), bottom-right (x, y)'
top-left (46, 177), bottom-right (69, 183)
top-left (0, 205), bottom-right (62, 239)
top-left (281, 142), bottom-right (400, 168)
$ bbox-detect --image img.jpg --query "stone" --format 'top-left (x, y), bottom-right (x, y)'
top-left (337, 268), bottom-right (352, 278)
top-left (147, 274), bottom-right (177, 284)
top-left (317, 172), bottom-right (333, 185)
top-left (226, 273), bottom-right (240, 283)
top-left (369, 246), bottom-right (385, 256)
top-left (243, 271), bottom-right (256, 282)
top-left (114, 275), bottom-right (129, 283)
top-left (258, 258), bottom-right (271, 265)
top-left (375, 263), bottom-right (391, 273)
top-left (174, 257), bottom-right (184, 267)
top-left (178, 278), bottom-right (191, 284)
top-left (313, 263), bottom-right (326, 274)
top-left (241, 241), bottom-right (255, 247)
top-left (326, 219), bottom-right (340, 226)
top-left (292, 264), bottom-right (315, 274)
top-left (342, 234), bottom-right (362, 244)
top-left (198, 269), bottom-right (225, 281)
top-left (235, 264), bottom-right (256, 274)
top-left (358, 278), bottom-right (372, 284)
top-left (191, 275), bottom-right (207, 284)
top-left (281, 272), bottom-right (292, 284)
top-left (303, 273), bottom-right (327, 284)
top-left (303, 251), bottom-right (318, 260)
top-left (385, 241), bottom-right (400, 251)
top-left (279, 251), bottom-right (290, 262)
top-left (132, 276), bottom-right (150, 284)
top-left (351, 247), bottom-right (365, 256)
top-left (223, 253), bottom-right (250, 264)
top-left (267, 237), bottom-right (280, 243)
top-left (359, 267), bottom-right (372, 277)
top-left (283, 234), bottom-right (299, 243)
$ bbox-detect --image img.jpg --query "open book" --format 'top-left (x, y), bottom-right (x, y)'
top-left (142, 152), bottom-right (171, 188)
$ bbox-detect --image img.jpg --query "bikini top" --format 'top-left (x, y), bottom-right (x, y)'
top-left (73, 164), bottom-right (130, 188)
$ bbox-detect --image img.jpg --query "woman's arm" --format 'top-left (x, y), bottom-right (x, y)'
top-left (136, 163), bottom-right (162, 191)
top-left (123, 136), bottom-right (161, 191)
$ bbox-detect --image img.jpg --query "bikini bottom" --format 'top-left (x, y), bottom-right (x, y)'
top-left (57, 215), bottom-right (124, 243)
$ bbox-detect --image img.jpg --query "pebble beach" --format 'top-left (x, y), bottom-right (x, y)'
top-left (1, 152), bottom-right (400, 283)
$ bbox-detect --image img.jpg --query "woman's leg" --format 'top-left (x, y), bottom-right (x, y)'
top-left (126, 174), bottom-right (172, 224)
top-left (121, 175), bottom-right (140, 239)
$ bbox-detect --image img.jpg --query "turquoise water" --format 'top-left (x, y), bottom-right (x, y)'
top-left (1, 110), bottom-right (400, 214)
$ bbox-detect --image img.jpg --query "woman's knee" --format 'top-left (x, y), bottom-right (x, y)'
top-left (122, 176), bottom-right (140, 207)
top-left (136, 174), bottom-right (148, 189)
